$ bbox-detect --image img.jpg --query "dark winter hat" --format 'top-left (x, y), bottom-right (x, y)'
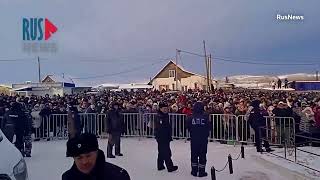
top-left (251, 100), bottom-right (261, 109)
top-left (66, 133), bottom-right (99, 157)
top-left (158, 102), bottom-right (167, 109)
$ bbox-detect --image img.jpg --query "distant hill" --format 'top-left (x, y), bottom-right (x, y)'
top-left (217, 73), bottom-right (319, 88)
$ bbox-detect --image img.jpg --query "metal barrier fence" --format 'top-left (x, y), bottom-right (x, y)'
top-left (262, 117), bottom-right (295, 146)
top-left (0, 113), bottom-right (295, 145)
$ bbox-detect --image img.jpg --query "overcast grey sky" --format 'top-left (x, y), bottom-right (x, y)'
top-left (0, 0), bottom-right (319, 86)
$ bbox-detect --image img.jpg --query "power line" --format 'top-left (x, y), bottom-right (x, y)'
top-left (178, 49), bottom-right (318, 66)
top-left (72, 59), bottom-right (170, 80)
top-left (41, 56), bottom-right (171, 63)
top-left (0, 58), bottom-right (36, 62)
top-left (213, 57), bottom-right (316, 66)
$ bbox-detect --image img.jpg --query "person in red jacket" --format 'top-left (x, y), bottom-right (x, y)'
top-left (182, 102), bottom-right (193, 116)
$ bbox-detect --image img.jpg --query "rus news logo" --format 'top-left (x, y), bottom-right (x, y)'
top-left (22, 18), bottom-right (58, 41)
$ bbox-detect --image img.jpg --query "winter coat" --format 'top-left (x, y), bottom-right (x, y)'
top-left (31, 110), bottom-right (41, 128)
top-left (248, 108), bottom-right (266, 130)
top-left (1, 110), bottom-right (16, 141)
top-left (67, 107), bottom-right (82, 139)
top-left (23, 110), bottom-right (33, 136)
top-left (39, 107), bottom-right (52, 117)
top-left (2, 105), bottom-right (28, 138)
top-left (315, 109), bottom-right (320, 128)
top-left (62, 150), bottom-right (130, 180)
top-left (187, 102), bottom-right (210, 143)
top-left (272, 107), bottom-right (293, 126)
top-left (154, 111), bottom-right (172, 143)
top-left (106, 109), bottom-right (124, 134)
top-left (299, 107), bottom-right (315, 133)
top-left (182, 107), bottom-right (192, 116)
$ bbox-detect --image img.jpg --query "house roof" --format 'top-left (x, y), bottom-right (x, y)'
top-left (43, 75), bottom-right (75, 84)
top-left (150, 60), bottom-right (216, 82)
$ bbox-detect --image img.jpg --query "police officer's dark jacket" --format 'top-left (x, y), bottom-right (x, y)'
top-left (4, 103), bottom-right (28, 134)
top-left (106, 109), bottom-right (124, 133)
top-left (248, 108), bottom-right (266, 129)
top-left (62, 149), bottom-right (130, 180)
top-left (187, 102), bottom-right (210, 142)
top-left (154, 111), bottom-right (172, 142)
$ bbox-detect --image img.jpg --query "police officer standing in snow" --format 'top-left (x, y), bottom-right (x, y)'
top-left (154, 102), bottom-right (178, 172)
top-left (3, 102), bottom-right (28, 155)
top-left (248, 100), bottom-right (273, 153)
top-left (106, 102), bottom-right (125, 158)
top-left (187, 101), bottom-right (210, 177)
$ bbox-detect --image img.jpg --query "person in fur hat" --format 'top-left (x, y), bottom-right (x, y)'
top-left (63, 133), bottom-right (130, 180)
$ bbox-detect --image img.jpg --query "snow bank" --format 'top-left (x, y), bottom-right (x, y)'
top-left (26, 138), bottom-right (299, 180)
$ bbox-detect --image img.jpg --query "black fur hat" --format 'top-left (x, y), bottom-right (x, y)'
top-left (66, 133), bottom-right (99, 157)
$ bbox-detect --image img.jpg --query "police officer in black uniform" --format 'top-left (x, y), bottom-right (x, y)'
top-left (187, 101), bottom-right (210, 177)
top-left (106, 102), bottom-right (125, 158)
top-left (63, 133), bottom-right (130, 180)
top-left (3, 102), bottom-right (28, 155)
top-left (248, 100), bottom-right (273, 152)
top-left (154, 102), bottom-right (178, 172)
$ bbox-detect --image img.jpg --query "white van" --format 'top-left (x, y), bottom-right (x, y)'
top-left (0, 129), bottom-right (28, 180)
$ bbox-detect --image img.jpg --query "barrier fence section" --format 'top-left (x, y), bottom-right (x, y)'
top-left (261, 117), bottom-right (295, 147)
top-left (0, 113), bottom-right (297, 145)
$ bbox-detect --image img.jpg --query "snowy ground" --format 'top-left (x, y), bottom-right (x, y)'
top-left (258, 146), bottom-right (320, 179)
top-left (26, 138), bottom-right (309, 180)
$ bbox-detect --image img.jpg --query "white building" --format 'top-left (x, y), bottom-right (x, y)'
top-left (150, 60), bottom-right (217, 91)
top-left (93, 83), bottom-right (153, 91)
top-left (11, 75), bottom-right (75, 97)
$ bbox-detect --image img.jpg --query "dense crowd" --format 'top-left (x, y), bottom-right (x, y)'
top-left (0, 89), bottom-right (320, 146)
top-left (1, 88), bottom-right (320, 135)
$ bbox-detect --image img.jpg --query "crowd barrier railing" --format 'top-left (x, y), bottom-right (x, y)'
top-left (262, 116), bottom-right (295, 146)
top-left (0, 113), bottom-right (295, 145)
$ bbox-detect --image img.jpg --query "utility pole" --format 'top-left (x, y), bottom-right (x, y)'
top-left (175, 49), bottom-right (179, 91)
top-left (37, 56), bottom-right (41, 83)
top-left (209, 54), bottom-right (212, 91)
top-left (203, 40), bottom-right (210, 92)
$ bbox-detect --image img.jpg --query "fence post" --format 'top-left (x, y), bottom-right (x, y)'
top-left (236, 116), bottom-right (239, 141)
top-left (228, 154), bottom-right (233, 174)
top-left (241, 144), bottom-right (245, 159)
top-left (211, 166), bottom-right (216, 180)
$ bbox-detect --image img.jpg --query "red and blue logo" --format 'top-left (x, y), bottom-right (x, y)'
top-left (23, 18), bottom-right (58, 41)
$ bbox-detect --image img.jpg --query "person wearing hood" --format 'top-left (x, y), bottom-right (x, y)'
top-left (248, 100), bottom-right (273, 152)
top-left (62, 133), bottom-right (130, 180)
top-left (154, 102), bottom-right (178, 172)
top-left (186, 101), bottom-right (210, 177)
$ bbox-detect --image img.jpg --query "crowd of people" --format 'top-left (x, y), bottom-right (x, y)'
top-left (1, 88), bottom-right (320, 178)
top-left (1, 88), bottom-right (320, 154)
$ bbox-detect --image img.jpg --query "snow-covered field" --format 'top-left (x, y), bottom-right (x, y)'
top-left (25, 138), bottom-right (315, 180)
top-left (258, 146), bottom-right (320, 179)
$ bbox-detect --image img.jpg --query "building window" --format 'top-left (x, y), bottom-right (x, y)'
top-left (159, 85), bottom-right (170, 91)
top-left (182, 86), bottom-right (188, 91)
top-left (169, 70), bottom-right (176, 78)
top-left (194, 83), bottom-right (198, 89)
top-left (172, 84), bottom-right (175, 90)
